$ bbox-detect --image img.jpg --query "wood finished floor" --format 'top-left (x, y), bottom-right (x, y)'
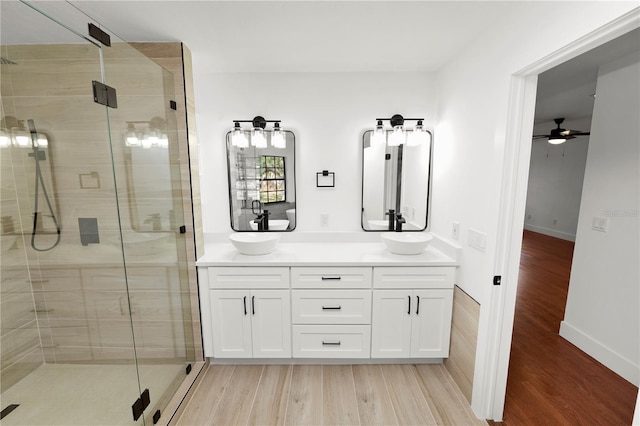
top-left (175, 364), bottom-right (486, 426)
top-left (494, 230), bottom-right (639, 425)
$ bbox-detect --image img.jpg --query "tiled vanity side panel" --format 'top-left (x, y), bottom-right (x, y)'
top-left (443, 285), bottom-right (480, 403)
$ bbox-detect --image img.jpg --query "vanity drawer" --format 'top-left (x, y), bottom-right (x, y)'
top-left (291, 267), bottom-right (372, 289)
top-left (209, 267), bottom-right (290, 289)
top-left (292, 290), bottom-right (372, 324)
top-left (373, 267), bottom-right (455, 289)
top-left (292, 325), bottom-right (371, 358)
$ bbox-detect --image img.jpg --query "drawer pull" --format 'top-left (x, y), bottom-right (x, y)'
top-left (322, 340), bottom-right (341, 346)
top-left (243, 296), bottom-right (247, 315)
top-left (321, 276), bottom-right (342, 281)
top-left (416, 295), bottom-right (420, 315)
top-left (408, 295), bottom-right (411, 315)
top-left (322, 306), bottom-right (342, 310)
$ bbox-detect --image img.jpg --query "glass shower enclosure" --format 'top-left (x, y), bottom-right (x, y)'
top-left (1, 1), bottom-right (196, 424)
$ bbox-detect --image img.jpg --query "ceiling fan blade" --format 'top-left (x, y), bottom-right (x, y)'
top-left (566, 131), bottom-right (590, 136)
top-left (532, 134), bottom-right (550, 139)
top-left (560, 129), bottom-right (590, 136)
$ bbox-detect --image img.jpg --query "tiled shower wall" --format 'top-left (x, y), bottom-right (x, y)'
top-left (0, 42), bottom-right (203, 391)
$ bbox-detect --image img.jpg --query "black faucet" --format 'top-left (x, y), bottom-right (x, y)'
top-left (385, 209), bottom-right (396, 231)
top-left (395, 213), bottom-right (406, 232)
top-left (256, 209), bottom-right (270, 231)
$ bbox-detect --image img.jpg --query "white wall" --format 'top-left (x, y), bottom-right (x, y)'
top-left (524, 117), bottom-right (591, 241)
top-left (560, 52), bottom-right (639, 386)
top-left (194, 72), bottom-right (435, 233)
top-left (430, 1), bottom-right (638, 418)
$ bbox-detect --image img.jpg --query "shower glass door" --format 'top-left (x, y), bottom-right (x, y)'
top-left (0, 1), bottom-right (145, 424)
top-left (101, 32), bottom-right (194, 425)
top-left (0, 1), bottom-right (193, 424)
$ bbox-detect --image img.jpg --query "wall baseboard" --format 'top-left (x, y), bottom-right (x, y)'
top-left (559, 321), bottom-right (639, 386)
top-left (523, 224), bottom-right (576, 241)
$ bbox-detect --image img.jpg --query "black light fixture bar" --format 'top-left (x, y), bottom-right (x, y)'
top-left (233, 116), bottom-right (281, 129)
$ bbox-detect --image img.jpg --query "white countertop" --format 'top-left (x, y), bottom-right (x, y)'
top-left (197, 240), bottom-right (458, 267)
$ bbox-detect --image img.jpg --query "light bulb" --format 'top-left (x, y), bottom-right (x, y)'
top-left (252, 127), bottom-right (267, 148)
top-left (371, 120), bottom-right (386, 147)
top-left (271, 123), bottom-right (286, 148)
top-left (548, 137), bottom-right (566, 145)
top-left (13, 131), bottom-right (30, 148)
top-left (388, 125), bottom-right (405, 146)
top-left (231, 122), bottom-right (248, 147)
top-left (0, 130), bottom-right (10, 148)
top-left (36, 133), bottom-right (48, 148)
top-left (407, 121), bottom-right (429, 146)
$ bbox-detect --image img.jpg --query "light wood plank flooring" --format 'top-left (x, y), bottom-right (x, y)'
top-left (176, 364), bottom-right (485, 426)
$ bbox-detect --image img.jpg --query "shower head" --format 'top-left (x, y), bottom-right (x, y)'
top-left (0, 57), bottom-right (18, 65)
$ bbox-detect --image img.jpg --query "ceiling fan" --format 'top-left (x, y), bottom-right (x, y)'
top-left (533, 117), bottom-right (590, 144)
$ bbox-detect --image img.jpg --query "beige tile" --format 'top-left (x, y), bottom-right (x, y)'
top-left (211, 365), bottom-right (263, 425)
top-left (176, 365), bottom-right (235, 425)
top-left (0, 323), bottom-right (41, 370)
top-left (323, 365), bottom-right (360, 425)
top-left (352, 364), bottom-right (398, 425)
top-left (285, 364), bottom-right (323, 425)
top-left (247, 365), bottom-right (292, 426)
top-left (381, 365), bottom-right (437, 425)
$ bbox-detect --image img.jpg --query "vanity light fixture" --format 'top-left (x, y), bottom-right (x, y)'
top-left (231, 116), bottom-right (284, 149)
top-left (0, 118), bottom-right (48, 148)
top-left (124, 118), bottom-right (169, 149)
top-left (374, 114), bottom-right (428, 147)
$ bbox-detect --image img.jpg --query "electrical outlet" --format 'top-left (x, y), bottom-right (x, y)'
top-left (452, 222), bottom-right (460, 240)
top-left (320, 213), bottom-right (329, 227)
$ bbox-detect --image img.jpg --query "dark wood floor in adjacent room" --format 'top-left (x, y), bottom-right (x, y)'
top-left (492, 230), bottom-right (638, 425)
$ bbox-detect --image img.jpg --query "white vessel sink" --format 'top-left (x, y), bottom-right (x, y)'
top-left (381, 232), bottom-right (433, 255)
top-left (368, 220), bottom-right (391, 230)
top-left (249, 219), bottom-right (289, 231)
top-left (229, 233), bottom-right (281, 255)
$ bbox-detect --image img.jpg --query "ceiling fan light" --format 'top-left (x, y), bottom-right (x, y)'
top-left (548, 137), bottom-right (566, 145)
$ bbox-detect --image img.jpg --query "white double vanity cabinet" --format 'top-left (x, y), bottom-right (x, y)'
top-left (197, 240), bottom-right (457, 363)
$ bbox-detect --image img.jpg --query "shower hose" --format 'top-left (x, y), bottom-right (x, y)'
top-left (28, 119), bottom-right (61, 251)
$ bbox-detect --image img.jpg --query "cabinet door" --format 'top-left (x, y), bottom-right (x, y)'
top-left (410, 289), bottom-right (453, 358)
top-left (371, 290), bottom-right (412, 358)
top-left (210, 290), bottom-right (252, 358)
top-left (250, 290), bottom-right (291, 358)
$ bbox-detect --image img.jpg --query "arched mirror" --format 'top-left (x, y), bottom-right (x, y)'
top-left (226, 126), bottom-right (296, 231)
top-left (361, 127), bottom-right (432, 231)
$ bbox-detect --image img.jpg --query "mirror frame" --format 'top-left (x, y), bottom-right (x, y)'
top-left (360, 129), bottom-right (433, 232)
top-left (226, 130), bottom-right (296, 232)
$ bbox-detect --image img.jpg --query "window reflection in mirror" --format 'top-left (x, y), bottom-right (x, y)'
top-left (361, 130), bottom-right (432, 231)
top-left (227, 131), bottom-right (296, 231)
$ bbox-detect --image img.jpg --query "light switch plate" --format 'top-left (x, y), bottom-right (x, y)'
top-left (592, 216), bottom-right (608, 232)
top-left (468, 228), bottom-right (486, 252)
